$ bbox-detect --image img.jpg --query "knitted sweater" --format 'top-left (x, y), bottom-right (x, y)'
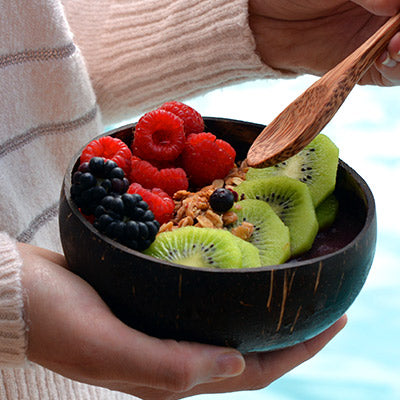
top-left (0, 0), bottom-right (279, 398)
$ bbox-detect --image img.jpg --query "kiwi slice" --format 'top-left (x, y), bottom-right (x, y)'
top-left (231, 234), bottom-right (262, 268)
top-left (236, 176), bottom-right (318, 256)
top-left (316, 193), bottom-right (339, 230)
top-left (230, 199), bottom-right (291, 266)
top-left (246, 134), bottom-right (339, 206)
top-left (144, 226), bottom-right (243, 269)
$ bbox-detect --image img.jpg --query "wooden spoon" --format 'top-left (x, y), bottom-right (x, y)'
top-left (247, 13), bottom-right (400, 168)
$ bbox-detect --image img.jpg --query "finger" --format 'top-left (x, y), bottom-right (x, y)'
top-left (387, 31), bottom-right (400, 60)
top-left (375, 33), bottom-right (400, 85)
top-left (184, 315), bottom-right (348, 397)
top-left (97, 320), bottom-right (246, 393)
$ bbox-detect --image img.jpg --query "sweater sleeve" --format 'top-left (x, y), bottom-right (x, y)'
top-left (0, 233), bottom-right (27, 367)
top-left (62, 0), bottom-right (284, 126)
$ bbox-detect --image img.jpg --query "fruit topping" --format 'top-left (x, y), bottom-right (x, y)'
top-left (145, 226), bottom-right (245, 269)
top-left (315, 193), bottom-right (339, 230)
top-left (93, 193), bottom-right (159, 251)
top-left (70, 100), bottom-right (342, 269)
top-left (159, 101), bottom-right (204, 135)
top-left (246, 134), bottom-right (339, 206)
top-left (127, 183), bottom-right (175, 225)
top-left (236, 176), bottom-right (318, 257)
top-left (129, 156), bottom-right (188, 197)
top-left (129, 156), bottom-right (157, 189)
top-left (80, 136), bottom-right (132, 176)
top-left (157, 167), bottom-right (189, 197)
top-left (209, 188), bottom-right (235, 213)
top-left (71, 157), bottom-right (130, 216)
top-left (132, 109), bottom-right (185, 161)
top-left (229, 199), bottom-right (291, 265)
top-left (230, 234), bottom-right (261, 268)
top-left (181, 132), bottom-right (236, 188)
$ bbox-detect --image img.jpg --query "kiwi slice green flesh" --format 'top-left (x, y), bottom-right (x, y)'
top-left (246, 134), bottom-right (339, 207)
top-left (230, 199), bottom-right (291, 266)
top-left (316, 193), bottom-right (339, 230)
top-left (231, 234), bottom-right (262, 268)
top-left (144, 226), bottom-right (243, 269)
top-left (236, 176), bottom-right (318, 256)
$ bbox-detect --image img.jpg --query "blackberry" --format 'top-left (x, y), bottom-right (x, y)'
top-left (209, 188), bottom-right (236, 213)
top-left (71, 157), bottom-right (130, 215)
top-left (93, 193), bottom-right (160, 251)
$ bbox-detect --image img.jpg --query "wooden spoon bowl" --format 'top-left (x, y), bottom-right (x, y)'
top-left (59, 118), bottom-right (377, 353)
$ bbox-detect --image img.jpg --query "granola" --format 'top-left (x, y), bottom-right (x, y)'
top-left (159, 164), bottom-right (252, 236)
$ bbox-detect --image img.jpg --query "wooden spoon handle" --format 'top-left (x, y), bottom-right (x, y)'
top-left (247, 13), bottom-right (400, 168)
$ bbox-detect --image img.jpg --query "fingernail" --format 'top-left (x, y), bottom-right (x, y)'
top-left (380, 51), bottom-right (397, 68)
top-left (214, 352), bottom-right (245, 378)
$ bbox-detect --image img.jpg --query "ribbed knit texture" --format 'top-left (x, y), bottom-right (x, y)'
top-left (0, 0), bottom-right (283, 398)
top-left (63, 0), bottom-right (281, 125)
top-left (0, 234), bottom-right (26, 366)
top-left (0, 367), bottom-right (132, 399)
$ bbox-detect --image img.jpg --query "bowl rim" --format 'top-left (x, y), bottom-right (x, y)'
top-left (62, 117), bottom-right (376, 274)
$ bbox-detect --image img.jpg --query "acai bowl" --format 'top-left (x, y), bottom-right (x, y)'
top-left (59, 103), bottom-right (377, 353)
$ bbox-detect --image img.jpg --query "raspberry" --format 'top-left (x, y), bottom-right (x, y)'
top-left (129, 157), bottom-right (158, 189)
top-left (132, 109), bottom-right (185, 161)
top-left (129, 156), bottom-right (188, 197)
top-left (147, 158), bottom-right (176, 170)
top-left (80, 136), bottom-right (132, 176)
top-left (181, 132), bottom-right (236, 188)
top-left (159, 101), bottom-right (204, 135)
top-left (127, 183), bottom-right (175, 224)
top-left (157, 168), bottom-right (188, 197)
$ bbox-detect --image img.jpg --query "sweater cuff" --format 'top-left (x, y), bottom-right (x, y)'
top-left (0, 233), bottom-right (27, 366)
top-left (63, 0), bottom-right (284, 125)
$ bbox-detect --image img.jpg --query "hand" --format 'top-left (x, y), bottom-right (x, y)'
top-left (20, 242), bottom-right (346, 400)
top-left (249, 0), bottom-right (400, 86)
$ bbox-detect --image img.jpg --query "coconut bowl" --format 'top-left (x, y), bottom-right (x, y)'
top-left (59, 117), bottom-right (377, 353)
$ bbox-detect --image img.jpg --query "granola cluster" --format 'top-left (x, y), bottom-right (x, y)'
top-left (159, 162), bottom-right (253, 239)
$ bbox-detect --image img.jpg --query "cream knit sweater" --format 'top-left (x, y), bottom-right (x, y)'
top-left (0, 1), bottom-right (280, 398)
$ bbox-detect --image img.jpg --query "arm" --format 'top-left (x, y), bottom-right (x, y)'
top-left (62, 0), bottom-right (400, 129)
top-left (248, 0), bottom-right (400, 85)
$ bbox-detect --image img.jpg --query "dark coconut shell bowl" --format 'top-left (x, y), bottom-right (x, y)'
top-left (59, 118), bottom-right (377, 353)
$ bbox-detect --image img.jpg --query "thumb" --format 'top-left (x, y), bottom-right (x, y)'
top-left (100, 319), bottom-right (246, 392)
